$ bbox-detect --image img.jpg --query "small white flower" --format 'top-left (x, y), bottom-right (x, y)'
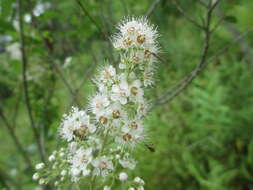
top-left (59, 152), bottom-right (65, 157)
top-left (48, 155), bottom-right (55, 162)
top-left (95, 65), bottom-right (116, 85)
top-left (119, 158), bottom-right (136, 170)
top-left (60, 107), bottom-right (96, 141)
top-left (61, 170), bottom-right (67, 176)
top-left (128, 187), bottom-right (135, 190)
top-left (39, 178), bottom-right (45, 185)
top-left (134, 177), bottom-right (145, 185)
top-left (115, 154), bottom-right (120, 159)
top-left (137, 186), bottom-right (144, 190)
top-left (35, 163), bottom-right (45, 170)
top-left (119, 172), bottom-right (128, 181)
top-left (69, 147), bottom-right (93, 179)
top-left (103, 185), bottom-right (111, 190)
top-left (111, 78), bottom-right (130, 105)
top-left (32, 173), bottom-right (39, 180)
top-left (54, 181), bottom-right (59, 186)
top-left (129, 80), bottom-right (144, 103)
top-left (92, 156), bottom-right (114, 177)
top-left (90, 94), bottom-right (110, 115)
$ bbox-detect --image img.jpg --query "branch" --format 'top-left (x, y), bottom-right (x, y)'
top-left (153, 26), bottom-right (253, 107)
top-left (0, 109), bottom-right (33, 169)
top-left (75, 0), bottom-right (109, 40)
top-left (215, 7), bottom-right (253, 65)
top-left (151, 0), bottom-right (222, 108)
top-left (145, 0), bottom-right (161, 18)
top-left (17, 0), bottom-right (46, 162)
top-left (172, 0), bottom-right (204, 29)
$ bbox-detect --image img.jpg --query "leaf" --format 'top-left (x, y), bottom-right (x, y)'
top-left (224, 15), bottom-right (237, 23)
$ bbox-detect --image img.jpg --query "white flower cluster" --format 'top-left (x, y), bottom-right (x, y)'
top-left (33, 17), bottom-right (159, 190)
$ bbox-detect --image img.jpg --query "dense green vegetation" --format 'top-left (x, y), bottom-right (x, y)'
top-left (1, 0), bottom-right (253, 189)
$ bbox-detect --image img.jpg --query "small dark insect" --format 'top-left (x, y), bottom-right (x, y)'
top-left (145, 144), bottom-right (156, 152)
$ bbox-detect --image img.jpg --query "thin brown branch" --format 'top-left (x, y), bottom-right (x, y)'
top-left (172, 0), bottom-right (204, 29)
top-left (0, 109), bottom-right (33, 169)
top-left (145, 0), bottom-right (161, 18)
top-left (153, 26), bottom-right (253, 107)
top-left (196, 0), bottom-right (208, 8)
top-left (17, 0), bottom-right (46, 162)
top-left (151, 0), bottom-right (216, 107)
top-left (75, 0), bottom-right (109, 40)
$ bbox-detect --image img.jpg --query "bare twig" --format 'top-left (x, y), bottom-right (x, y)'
top-left (215, 7), bottom-right (253, 64)
top-left (145, 0), bottom-right (161, 18)
top-left (172, 0), bottom-right (204, 29)
top-left (17, 0), bottom-right (45, 162)
top-left (75, 0), bottom-right (109, 40)
top-left (0, 109), bottom-right (33, 169)
top-left (151, 0), bottom-right (224, 107)
top-left (153, 26), bottom-right (253, 107)
top-left (196, 0), bottom-right (208, 8)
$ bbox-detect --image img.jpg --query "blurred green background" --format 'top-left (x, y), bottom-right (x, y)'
top-left (1, 0), bottom-right (253, 189)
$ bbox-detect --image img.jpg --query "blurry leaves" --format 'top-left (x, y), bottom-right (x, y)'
top-left (224, 16), bottom-right (237, 24)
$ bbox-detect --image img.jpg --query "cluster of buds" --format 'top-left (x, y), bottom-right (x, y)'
top-left (33, 17), bottom-right (159, 190)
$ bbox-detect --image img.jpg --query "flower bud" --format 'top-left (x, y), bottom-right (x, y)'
top-left (35, 163), bottom-right (45, 170)
top-left (103, 186), bottom-right (111, 190)
top-left (119, 172), bottom-right (128, 181)
top-left (48, 155), bottom-right (55, 162)
top-left (39, 178), bottom-right (45, 185)
top-left (32, 173), bottom-right (39, 180)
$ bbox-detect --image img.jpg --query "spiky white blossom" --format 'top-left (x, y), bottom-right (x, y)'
top-left (113, 17), bottom-right (158, 52)
top-left (69, 147), bottom-right (93, 181)
top-left (60, 107), bottom-right (96, 141)
top-left (89, 94), bottom-right (110, 115)
top-left (111, 76), bottom-right (130, 105)
top-left (119, 158), bottom-right (136, 170)
top-left (92, 156), bottom-right (114, 177)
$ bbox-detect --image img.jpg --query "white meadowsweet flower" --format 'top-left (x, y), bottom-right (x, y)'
top-left (48, 154), bottom-right (55, 162)
top-left (87, 136), bottom-right (102, 150)
top-left (136, 100), bottom-right (150, 118)
top-left (119, 158), bottom-right (136, 170)
top-left (95, 65), bottom-right (116, 85)
top-left (39, 178), bottom-right (45, 185)
top-left (143, 63), bottom-right (156, 87)
top-left (107, 102), bottom-right (127, 125)
top-left (113, 17), bottom-right (158, 52)
top-left (35, 163), bottom-right (45, 170)
top-left (103, 185), bottom-right (111, 190)
top-left (60, 107), bottom-right (96, 141)
top-left (69, 147), bottom-right (92, 179)
top-left (129, 80), bottom-right (144, 103)
top-left (32, 173), bottom-right (39, 180)
top-left (54, 181), bottom-right (59, 186)
top-left (92, 156), bottom-right (114, 177)
top-left (137, 186), bottom-right (144, 190)
top-left (95, 109), bottom-right (111, 126)
top-left (134, 177), bottom-right (145, 185)
top-left (111, 77), bottom-right (130, 105)
top-left (90, 93), bottom-right (110, 115)
top-left (119, 172), bottom-right (128, 181)
top-left (61, 170), bottom-right (67, 176)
